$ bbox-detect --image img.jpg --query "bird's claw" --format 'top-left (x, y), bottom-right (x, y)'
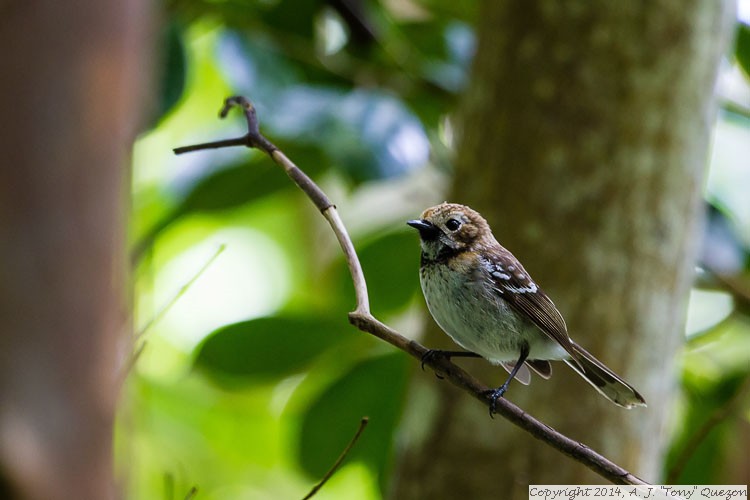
top-left (482, 385), bottom-right (509, 418)
top-left (420, 349), bottom-right (437, 370)
top-left (420, 350), bottom-right (446, 379)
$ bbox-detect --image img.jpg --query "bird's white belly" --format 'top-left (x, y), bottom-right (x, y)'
top-left (420, 265), bottom-right (567, 363)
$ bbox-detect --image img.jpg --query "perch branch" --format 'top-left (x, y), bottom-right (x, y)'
top-left (173, 96), bottom-right (649, 486)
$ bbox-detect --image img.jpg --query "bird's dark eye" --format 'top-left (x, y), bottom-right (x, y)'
top-left (445, 218), bottom-right (461, 231)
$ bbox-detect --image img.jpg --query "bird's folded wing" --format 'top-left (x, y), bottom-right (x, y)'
top-left (484, 252), bottom-right (580, 364)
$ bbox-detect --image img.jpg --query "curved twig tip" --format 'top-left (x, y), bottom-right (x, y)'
top-left (220, 95), bottom-right (254, 119)
top-left (173, 95), bottom-right (272, 155)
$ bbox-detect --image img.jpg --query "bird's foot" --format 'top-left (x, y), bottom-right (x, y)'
top-left (482, 384), bottom-right (510, 418)
top-left (420, 349), bottom-right (449, 379)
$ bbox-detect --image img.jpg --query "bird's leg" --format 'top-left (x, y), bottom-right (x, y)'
top-left (485, 343), bottom-right (530, 417)
top-left (420, 350), bottom-right (481, 378)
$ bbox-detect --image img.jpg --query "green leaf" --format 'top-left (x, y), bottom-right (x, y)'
top-left (194, 314), bottom-right (348, 385)
top-left (337, 230), bottom-right (421, 314)
top-left (175, 159), bottom-right (290, 215)
top-left (735, 23), bottom-right (750, 79)
top-left (298, 353), bottom-right (409, 485)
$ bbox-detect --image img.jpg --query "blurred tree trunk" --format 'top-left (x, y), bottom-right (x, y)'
top-left (390, 1), bottom-right (734, 498)
top-left (0, 1), bottom-right (151, 498)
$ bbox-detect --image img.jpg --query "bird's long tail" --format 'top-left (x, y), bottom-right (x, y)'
top-left (563, 342), bottom-right (646, 409)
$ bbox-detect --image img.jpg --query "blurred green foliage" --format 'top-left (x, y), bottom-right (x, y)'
top-left (123, 2), bottom-right (750, 498)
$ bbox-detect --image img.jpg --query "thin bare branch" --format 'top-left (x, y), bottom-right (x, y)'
top-left (172, 137), bottom-right (249, 154)
top-left (136, 244), bottom-right (226, 341)
top-left (184, 486), bottom-right (198, 500)
top-left (172, 96), bottom-right (650, 486)
top-left (302, 417), bottom-right (370, 500)
top-left (121, 244), bottom-right (226, 380)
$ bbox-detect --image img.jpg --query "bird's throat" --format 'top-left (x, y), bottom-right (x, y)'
top-left (420, 245), bottom-right (466, 267)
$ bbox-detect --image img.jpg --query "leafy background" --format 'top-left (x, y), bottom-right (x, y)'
top-left (123, 1), bottom-right (750, 497)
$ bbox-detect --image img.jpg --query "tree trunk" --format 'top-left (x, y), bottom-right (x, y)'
top-left (0, 2), bottom-right (151, 498)
top-left (390, 1), bottom-right (734, 497)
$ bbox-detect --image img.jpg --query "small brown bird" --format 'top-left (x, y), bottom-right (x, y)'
top-left (407, 202), bottom-right (646, 412)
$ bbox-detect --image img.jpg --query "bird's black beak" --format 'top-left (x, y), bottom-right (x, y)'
top-left (407, 219), bottom-right (441, 241)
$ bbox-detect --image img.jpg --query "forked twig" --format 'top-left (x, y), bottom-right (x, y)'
top-left (173, 96), bottom-right (649, 486)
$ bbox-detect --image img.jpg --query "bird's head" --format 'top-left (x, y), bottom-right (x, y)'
top-left (407, 203), bottom-right (494, 260)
